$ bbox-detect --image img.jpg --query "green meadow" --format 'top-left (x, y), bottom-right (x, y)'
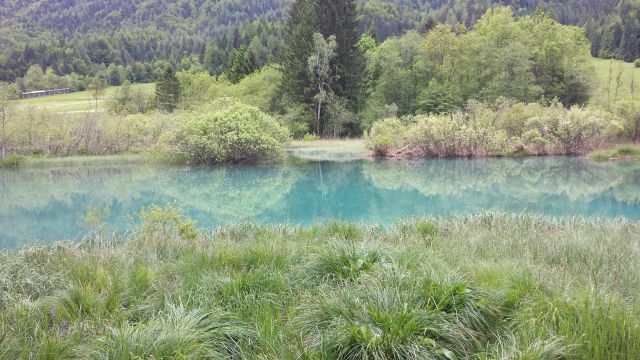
top-left (590, 58), bottom-right (640, 107)
top-left (1, 208), bottom-right (639, 359)
top-left (12, 83), bottom-right (155, 113)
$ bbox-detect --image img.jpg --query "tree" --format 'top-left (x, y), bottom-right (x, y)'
top-left (88, 77), bottom-right (106, 112)
top-left (156, 68), bottom-right (180, 112)
top-left (23, 64), bottom-right (45, 91)
top-left (308, 33), bottom-right (338, 135)
top-left (316, 0), bottom-right (366, 113)
top-left (279, 0), bottom-right (366, 135)
top-left (278, 0), bottom-right (318, 107)
top-left (227, 47), bottom-right (257, 84)
top-left (0, 82), bottom-right (13, 162)
top-left (109, 80), bottom-right (133, 114)
top-left (107, 64), bottom-right (123, 86)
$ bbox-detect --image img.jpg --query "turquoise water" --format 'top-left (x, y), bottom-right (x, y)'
top-left (1, 157), bottom-right (640, 248)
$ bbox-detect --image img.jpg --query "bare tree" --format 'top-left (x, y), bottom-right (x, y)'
top-left (88, 77), bottom-right (106, 112)
top-left (0, 82), bottom-right (13, 162)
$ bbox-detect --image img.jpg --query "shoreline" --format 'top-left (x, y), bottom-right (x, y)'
top-left (1, 140), bottom-right (638, 169)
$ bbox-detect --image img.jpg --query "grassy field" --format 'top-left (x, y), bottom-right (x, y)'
top-left (0, 208), bottom-right (639, 359)
top-left (590, 58), bottom-right (640, 107)
top-left (12, 83), bottom-right (155, 113)
top-left (286, 139), bottom-right (368, 161)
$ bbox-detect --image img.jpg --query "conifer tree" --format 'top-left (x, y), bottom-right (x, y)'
top-left (278, 0), bottom-right (318, 106)
top-left (156, 68), bottom-right (180, 113)
top-left (316, 0), bottom-right (366, 112)
top-left (279, 0), bottom-right (365, 133)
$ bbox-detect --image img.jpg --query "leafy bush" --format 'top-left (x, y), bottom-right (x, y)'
top-left (367, 117), bottom-right (406, 156)
top-left (303, 133), bottom-right (319, 141)
top-left (368, 100), bottom-right (621, 158)
top-left (168, 101), bottom-right (290, 164)
top-left (0, 154), bottom-right (24, 168)
top-left (635, 59), bottom-right (640, 68)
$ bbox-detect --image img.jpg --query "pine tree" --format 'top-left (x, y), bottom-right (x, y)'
top-left (316, 0), bottom-right (366, 113)
top-left (278, 0), bottom-right (318, 107)
top-left (156, 68), bottom-right (180, 112)
top-left (227, 47), bottom-right (256, 84)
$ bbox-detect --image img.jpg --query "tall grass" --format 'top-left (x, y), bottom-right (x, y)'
top-left (1, 208), bottom-right (639, 359)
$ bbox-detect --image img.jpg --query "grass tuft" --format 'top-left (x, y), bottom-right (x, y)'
top-left (1, 212), bottom-right (639, 359)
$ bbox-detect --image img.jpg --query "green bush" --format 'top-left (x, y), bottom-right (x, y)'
top-left (0, 155), bottom-right (24, 168)
top-left (635, 59), bottom-right (640, 68)
top-left (168, 101), bottom-right (290, 164)
top-left (303, 133), bottom-right (320, 141)
top-left (368, 100), bottom-right (621, 158)
top-left (367, 117), bottom-right (406, 156)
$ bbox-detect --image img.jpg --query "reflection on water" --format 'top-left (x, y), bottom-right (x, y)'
top-left (1, 157), bottom-right (640, 248)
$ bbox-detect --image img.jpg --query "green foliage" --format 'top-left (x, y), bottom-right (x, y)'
top-left (416, 222), bottom-right (438, 238)
top-left (227, 47), bottom-right (257, 84)
top-left (636, 59), bottom-right (640, 67)
top-left (168, 101), bottom-right (290, 164)
top-left (589, 143), bottom-right (640, 160)
top-left (364, 7), bottom-right (593, 127)
top-left (92, 303), bottom-right (252, 359)
top-left (1, 214), bottom-right (640, 358)
top-left (367, 117), bottom-right (406, 156)
top-left (279, 0), bottom-right (366, 136)
top-left (0, 154), bottom-right (23, 168)
top-left (139, 204), bottom-right (198, 240)
top-left (156, 68), bottom-right (180, 112)
top-left (369, 100), bottom-right (621, 158)
top-left (108, 81), bottom-right (153, 115)
top-left (309, 241), bottom-right (383, 280)
top-left (303, 133), bottom-right (319, 141)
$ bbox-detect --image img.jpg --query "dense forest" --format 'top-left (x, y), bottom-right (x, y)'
top-left (1, 0), bottom-right (638, 87)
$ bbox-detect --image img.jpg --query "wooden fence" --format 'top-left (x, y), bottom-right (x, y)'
top-left (21, 88), bottom-right (71, 99)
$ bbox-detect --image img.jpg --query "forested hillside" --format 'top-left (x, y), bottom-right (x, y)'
top-left (0, 0), bottom-right (638, 85)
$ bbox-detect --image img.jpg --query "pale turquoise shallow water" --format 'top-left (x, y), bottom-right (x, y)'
top-left (1, 157), bottom-right (640, 248)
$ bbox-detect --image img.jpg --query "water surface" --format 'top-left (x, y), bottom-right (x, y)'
top-left (1, 157), bottom-right (640, 248)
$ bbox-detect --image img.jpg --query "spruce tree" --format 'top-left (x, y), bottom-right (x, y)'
top-left (316, 0), bottom-right (366, 113)
top-left (279, 0), bottom-right (366, 134)
top-left (278, 0), bottom-right (318, 107)
top-left (156, 67), bottom-right (180, 113)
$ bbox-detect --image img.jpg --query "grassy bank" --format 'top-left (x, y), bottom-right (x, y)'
top-left (590, 144), bottom-right (640, 161)
top-left (286, 139), bottom-right (367, 161)
top-left (1, 209), bottom-right (639, 359)
top-left (0, 152), bottom-right (175, 168)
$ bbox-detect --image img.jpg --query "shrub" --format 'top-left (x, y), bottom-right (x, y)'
top-left (0, 155), bottom-right (24, 168)
top-left (635, 59), bottom-right (640, 68)
top-left (168, 101), bottom-right (290, 164)
top-left (368, 100), bottom-right (622, 158)
top-left (303, 133), bottom-right (320, 141)
top-left (367, 117), bottom-right (406, 156)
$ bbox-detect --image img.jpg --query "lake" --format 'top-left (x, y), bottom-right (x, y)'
top-left (1, 157), bottom-right (640, 248)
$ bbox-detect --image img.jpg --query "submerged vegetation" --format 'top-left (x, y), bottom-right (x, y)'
top-left (0, 208), bottom-right (639, 359)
